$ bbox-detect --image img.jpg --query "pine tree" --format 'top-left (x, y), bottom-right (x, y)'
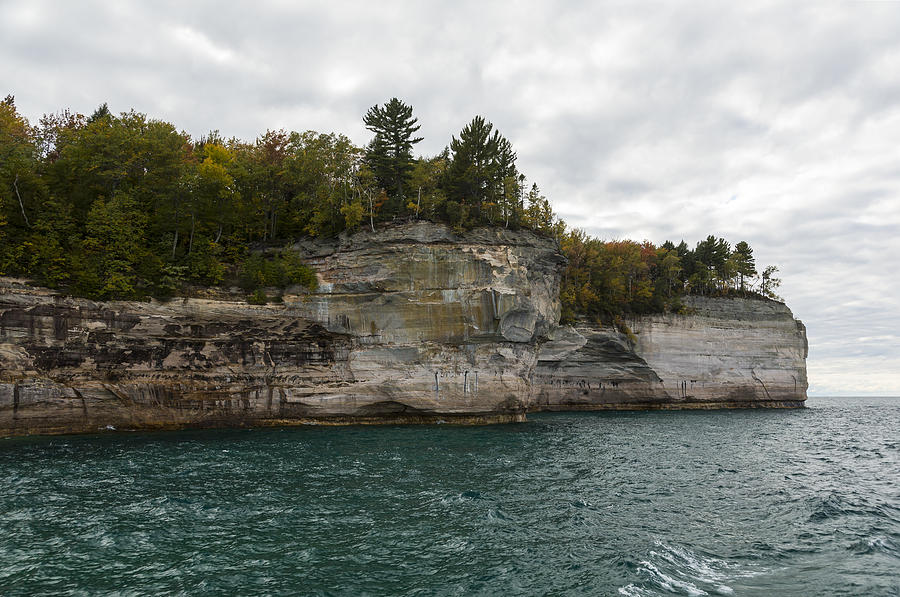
top-left (731, 240), bottom-right (756, 291)
top-left (445, 116), bottom-right (519, 226)
top-left (87, 102), bottom-right (111, 123)
top-left (362, 98), bottom-right (423, 216)
top-left (693, 235), bottom-right (731, 293)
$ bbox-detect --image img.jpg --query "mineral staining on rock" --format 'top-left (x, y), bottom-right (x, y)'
top-left (0, 223), bottom-right (808, 436)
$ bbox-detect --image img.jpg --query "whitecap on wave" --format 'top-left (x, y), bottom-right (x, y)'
top-left (620, 540), bottom-right (767, 596)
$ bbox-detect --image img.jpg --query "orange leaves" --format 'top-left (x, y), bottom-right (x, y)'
top-left (560, 231), bottom-right (673, 321)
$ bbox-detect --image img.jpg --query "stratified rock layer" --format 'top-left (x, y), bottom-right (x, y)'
top-left (0, 223), bottom-right (807, 436)
top-left (533, 296), bottom-right (808, 410)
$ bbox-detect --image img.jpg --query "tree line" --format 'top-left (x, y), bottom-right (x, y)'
top-left (0, 96), bottom-right (559, 300)
top-left (559, 231), bottom-right (782, 325)
top-left (0, 94), bottom-right (780, 315)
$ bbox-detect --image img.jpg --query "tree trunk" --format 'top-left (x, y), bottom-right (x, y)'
top-left (188, 213), bottom-right (195, 255)
top-left (171, 195), bottom-right (180, 259)
top-left (13, 174), bottom-right (30, 228)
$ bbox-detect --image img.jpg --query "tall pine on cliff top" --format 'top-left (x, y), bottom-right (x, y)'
top-left (363, 98), bottom-right (423, 216)
top-left (731, 241), bottom-right (757, 291)
top-left (445, 116), bottom-right (520, 228)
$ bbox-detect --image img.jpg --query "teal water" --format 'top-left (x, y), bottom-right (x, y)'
top-left (1, 396), bottom-right (898, 596)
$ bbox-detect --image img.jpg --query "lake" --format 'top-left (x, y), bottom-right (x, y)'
top-left (1, 396), bottom-right (898, 596)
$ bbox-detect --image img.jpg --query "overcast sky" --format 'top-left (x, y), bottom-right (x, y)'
top-left (3, 1), bottom-right (899, 395)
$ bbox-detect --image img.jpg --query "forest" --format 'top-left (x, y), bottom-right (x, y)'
top-left (0, 95), bottom-right (780, 319)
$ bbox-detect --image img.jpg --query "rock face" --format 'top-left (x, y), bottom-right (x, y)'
top-left (0, 222), bottom-right (808, 436)
top-left (533, 296), bottom-right (808, 409)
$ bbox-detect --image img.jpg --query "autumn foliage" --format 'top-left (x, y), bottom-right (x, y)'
top-left (559, 230), bottom-right (781, 324)
top-left (0, 95), bottom-right (780, 311)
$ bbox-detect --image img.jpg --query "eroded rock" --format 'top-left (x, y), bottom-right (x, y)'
top-left (0, 223), bottom-right (808, 436)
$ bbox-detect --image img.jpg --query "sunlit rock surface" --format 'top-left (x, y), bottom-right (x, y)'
top-left (0, 222), bottom-right (807, 436)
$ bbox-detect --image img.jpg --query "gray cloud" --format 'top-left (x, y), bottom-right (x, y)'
top-left (2, 0), bottom-right (899, 395)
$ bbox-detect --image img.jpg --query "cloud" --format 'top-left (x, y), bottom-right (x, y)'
top-left (2, 1), bottom-right (899, 394)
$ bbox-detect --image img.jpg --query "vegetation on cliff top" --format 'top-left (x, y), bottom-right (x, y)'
top-left (0, 94), bottom-right (780, 314)
top-left (559, 233), bottom-right (781, 325)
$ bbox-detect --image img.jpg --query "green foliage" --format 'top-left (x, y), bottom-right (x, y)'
top-left (0, 97), bottom-right (786, 316)
top-left (238, 251), bottom-right (318, 292)
top-left (560, 229), bottom-right (781, 323)
top-left (76, 192), bottom-right (149, 299)
top-left (0, 97), bottom-right (45, 239)
top-left (157, 264), bottom-right (188, 297)
top-left (247, 289), bottom-right (268, 305)
top-left (445, 116), bottom-right (522, 228)
top-left (730, 240), bottom-right (757, 291)
top-left (760, 265), bottom-right (782, 300)
top-left (280, 251), bottom-right (318, 291)
top-left (19, 198), bottom-right (75, 288)
top-left (187, 240), bottom-right (226, 286)
top-left (340, 201), bottom-right (365, 230)
top-left (238, 254), bottom-right (272, 291)
top-left (407, 154), bottom-right (448, 220)
top-left (363, 98), bottom-right (423, 215)
top-left (690, 235), bottom-right (731, 294)
top-left (522, 184), bottom-right (558, 235)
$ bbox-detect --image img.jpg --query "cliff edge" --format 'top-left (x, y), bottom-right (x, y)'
top-left (0, 222), bottom-right (808, 436)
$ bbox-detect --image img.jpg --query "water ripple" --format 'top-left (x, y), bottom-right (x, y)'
top-left (0, 397), bottom-right (898, 595)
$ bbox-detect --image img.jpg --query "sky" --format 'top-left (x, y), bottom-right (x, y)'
top-left (2, 1), bottom-right (899, 395)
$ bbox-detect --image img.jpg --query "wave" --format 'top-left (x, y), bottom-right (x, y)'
top-left (848, 535), bottom-right (899, 556)
top-left (806, 491), bottom-right (900, 524)
top-left (620, 540), bottom-right (767, 596)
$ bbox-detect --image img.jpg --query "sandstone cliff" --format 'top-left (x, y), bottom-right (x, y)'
top-left (533, 296), bottom-right (808, 409)
top-left (0, 223), bottom-right (808, 436)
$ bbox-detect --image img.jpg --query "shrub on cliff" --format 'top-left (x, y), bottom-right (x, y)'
top-left (237, 251), bottom-right (317, 293)
top-left (247, 289), bottom-right (267, 305)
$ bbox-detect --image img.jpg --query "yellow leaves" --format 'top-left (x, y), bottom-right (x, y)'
top-left (576, 283), bottom-right (599, 306)
top-left (340, 202), bottom-right (365, 230)
top-left (203, 142), bottom-right (233, 165)
top-left (0, 101), bottom-right (32, 143)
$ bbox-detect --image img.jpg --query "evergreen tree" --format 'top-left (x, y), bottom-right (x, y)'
top-left (444, 115), bottom-right (521, 226)
top-left (730, 240), bottom-right (756, 291)
top-left (87, 102), bottom-right (111, 124)
top-left (692, 235), bottom-right (731, 293)
top-left (362, 98), bottom-right (423, 215)
top-left (446, 116), bottom-right (494, 206)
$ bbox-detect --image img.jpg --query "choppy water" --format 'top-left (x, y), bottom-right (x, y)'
top-left (1, 396), bottom-right (898, 596)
